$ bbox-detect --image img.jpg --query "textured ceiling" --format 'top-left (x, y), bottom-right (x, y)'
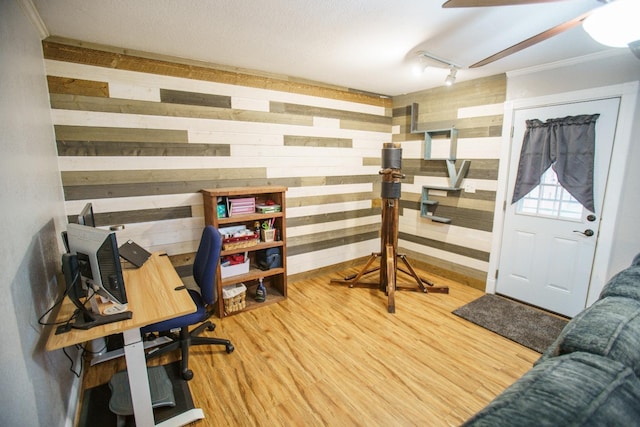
top-left (31, 0), bottom-right (620, 96)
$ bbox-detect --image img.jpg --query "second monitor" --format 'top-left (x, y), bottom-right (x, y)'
top-left (66, 223), bottom-right (128, 311)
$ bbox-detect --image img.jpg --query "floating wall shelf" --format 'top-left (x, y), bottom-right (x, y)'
top-left (420, 186), bottom-right (462, 224)
top-left (410, 102), bottom-right (471, 223)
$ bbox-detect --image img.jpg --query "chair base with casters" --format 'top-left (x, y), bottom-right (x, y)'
top-left (144, 316), bottom-right (234, 381)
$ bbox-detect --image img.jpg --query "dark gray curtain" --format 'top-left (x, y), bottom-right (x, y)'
top-left (511, 114), bottom-right (600, 212)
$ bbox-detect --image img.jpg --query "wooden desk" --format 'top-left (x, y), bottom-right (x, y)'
top-left (47, 252), bottom-right (204, 427)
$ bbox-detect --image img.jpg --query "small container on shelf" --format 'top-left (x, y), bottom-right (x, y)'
top-left (222, 234), bottom-right (259, 250)
top-left (220, 254), bottom-right (250, 278)
top-left (255, 203), bottom-right (281, 214)
top-left (254, 278), bottom-right (266, 303)
top-left (217, 203), bottom-right (227, 218)
top-left (219, 225), bottom-right (260, 250)
top-left (261, 228), bottom-right (275, 242)
top-left (259, 218), bottom-right (276, 242)
top-left (227, 197), bottom-right (255, 216)
top-left (222, 283), bottom-right (247, 313)
top-left (256, 248), bottom-right (281, 270)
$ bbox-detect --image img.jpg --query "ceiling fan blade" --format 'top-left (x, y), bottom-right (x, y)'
top-left (443, 0), bottom-right (571, 7)
top-left (469, 11), bottom-right (593, 68)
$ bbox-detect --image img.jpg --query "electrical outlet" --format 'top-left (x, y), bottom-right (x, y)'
top-left (464, 182), bottom-right (476, 193)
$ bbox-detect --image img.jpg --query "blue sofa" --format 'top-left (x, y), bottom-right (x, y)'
top-left (463, 254), bottom-right (640, 426)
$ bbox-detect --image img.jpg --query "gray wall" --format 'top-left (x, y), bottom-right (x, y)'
top-left (0, 1), bottom-right (77, 425)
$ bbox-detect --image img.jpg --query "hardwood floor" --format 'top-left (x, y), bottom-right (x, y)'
top-left (80, 267), bottom-right (539, 426)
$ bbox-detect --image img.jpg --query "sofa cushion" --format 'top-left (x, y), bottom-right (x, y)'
top-left (462, 352), bottom-right (640, 427)
top-left (537, 296), bottom-right (640, 377)
top-left (599, 260), bottom-right (640, 302)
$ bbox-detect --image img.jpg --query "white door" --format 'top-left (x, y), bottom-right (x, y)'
top-left (496, 97), bottom-right (620, 317)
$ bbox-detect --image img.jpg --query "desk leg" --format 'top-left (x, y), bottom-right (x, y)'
top-left (122, 328), bottom-right (155, 427)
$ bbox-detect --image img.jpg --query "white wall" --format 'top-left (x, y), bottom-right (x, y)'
top-left (506, 49), bottom-right (640, 100)
top-left (607, 88), bottom-right (640, 277)
top-left (0, 0), bottom-right (77, 425)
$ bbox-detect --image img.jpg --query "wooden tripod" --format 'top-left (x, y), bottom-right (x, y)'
top-left (330, 143), bottom-right (448, 313)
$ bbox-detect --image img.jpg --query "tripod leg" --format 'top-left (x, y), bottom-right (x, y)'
top-left (344, 267), bottom-right (379, 281)
top-left (397, 254), bottom-right (449, 294)
top-left (396, 254), bottom-right (427, 292)
top-left (385, 245), bottom-right (396, 313)
top-left (330, 253), bottom-right (381, 288)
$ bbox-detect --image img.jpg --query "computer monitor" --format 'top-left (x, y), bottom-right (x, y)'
top-left (59, 252), bottom-right (132, 333)
top-left (61, 202), bottom-right (95, 253)
top-left (77, 202), bottom-right (96, 227)
top-left (66, 223), bottom-right (128, 309)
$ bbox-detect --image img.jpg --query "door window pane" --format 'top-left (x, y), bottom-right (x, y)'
top-left (516, 168), bottom-right (583, 220)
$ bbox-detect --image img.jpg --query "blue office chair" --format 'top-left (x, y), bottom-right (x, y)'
top-left (142, 225), bottom-right (234, 380)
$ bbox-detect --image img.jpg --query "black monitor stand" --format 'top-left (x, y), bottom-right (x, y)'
top-left (57, 253), bottom-right (132, 335)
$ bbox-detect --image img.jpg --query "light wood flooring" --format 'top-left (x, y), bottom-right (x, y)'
top-left (80, 266), bottom-right (539, 426)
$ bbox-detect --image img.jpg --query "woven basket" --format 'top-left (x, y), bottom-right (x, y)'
top-left (223, 291), bottom-right (247, 313)
top-left (223, 232), bottom-right (259, 250)
top-left (222, 283), bottom-right (247, 314)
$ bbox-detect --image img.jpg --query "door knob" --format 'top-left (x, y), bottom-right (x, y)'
top-left (573, 229), bottom-right (594, 237)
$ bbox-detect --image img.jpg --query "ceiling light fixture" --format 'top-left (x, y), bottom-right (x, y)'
top-left (444, 67), bottom-right (458, 86)
top-left (414, 51), bottom-right (460, 85)
top-left (583, 0), bottom-right (640, 52)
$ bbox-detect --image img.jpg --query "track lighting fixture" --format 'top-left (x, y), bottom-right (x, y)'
top-left (414, 51), bottom-right (460, 86)
top-left (444, 67), bottom-right (457, 86)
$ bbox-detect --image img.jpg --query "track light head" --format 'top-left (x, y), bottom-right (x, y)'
top-left (414, 51), bottom-right (460, 86)
top-left (445, 67), bottom-right (458, 86)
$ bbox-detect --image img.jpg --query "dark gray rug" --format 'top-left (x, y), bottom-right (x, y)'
top-left (452, 294), bottom-right (569, 353)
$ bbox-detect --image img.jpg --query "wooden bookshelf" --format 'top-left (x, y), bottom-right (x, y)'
top-left (201, 186), bottom-right (287, 318)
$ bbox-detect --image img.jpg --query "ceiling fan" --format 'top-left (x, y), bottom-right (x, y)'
top-left (442, 0), bottom-right (639, 67)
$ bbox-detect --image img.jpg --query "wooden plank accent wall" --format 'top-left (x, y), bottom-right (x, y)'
top-left (43, 38), bottom-right (391, 275)
top-left (44, 37), bottom-right (505, 288)
top-left (43, 37), bottom-right (391, 107)
top-left (392, 74), bottom-right (507, 289)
